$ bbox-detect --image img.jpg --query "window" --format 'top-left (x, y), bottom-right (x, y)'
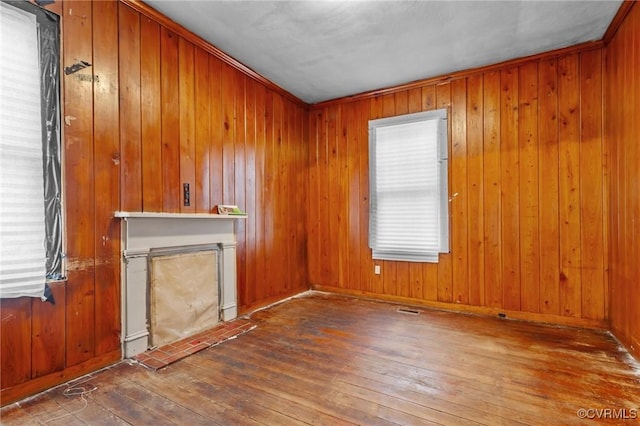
top-left (0, 0), bottom-right (62, 299)
top-left (369, 109), bottom-right (448, 262)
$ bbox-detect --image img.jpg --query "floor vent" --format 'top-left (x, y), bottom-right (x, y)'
top-left (397, 307), bottom-right (421, 315)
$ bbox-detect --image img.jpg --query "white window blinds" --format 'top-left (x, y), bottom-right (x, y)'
top-left (369, 109), bottom-right (449, 262)
top-left (0, 2), bottom-right (47, 299)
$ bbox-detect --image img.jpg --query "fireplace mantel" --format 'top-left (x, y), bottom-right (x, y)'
top-left (115, 211), bottom-right (248, 220)
top-left (115, 211), bottom-right (246, 357)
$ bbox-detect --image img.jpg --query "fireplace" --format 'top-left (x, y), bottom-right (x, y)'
top-left (115, 212), bottom-right (246, 358)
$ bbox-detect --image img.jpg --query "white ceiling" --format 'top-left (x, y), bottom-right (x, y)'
top-left (144, 0), bottom-right (622, 104)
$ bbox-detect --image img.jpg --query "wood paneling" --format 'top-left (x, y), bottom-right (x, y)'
top-left (309, 47), bottom-right (608, 327)
top-left (116, 2), bottom-right (309, 311)
top-left (1, 0), bottom-right (308, 405)
top-left (605, 1), bottom-right (640, 359)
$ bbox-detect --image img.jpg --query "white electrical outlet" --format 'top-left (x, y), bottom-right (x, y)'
top-left (374, 265), bottom-right (381, 275)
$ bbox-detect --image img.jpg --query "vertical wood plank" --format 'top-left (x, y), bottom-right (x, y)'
top-left (221, 64), bottom-right (236, 204)
top-left (337, 102), bottom-right (350, 289)
top-left (327, 104), bottom-right (340, 287)
top-left (244, 78), bottom-right (257, 305)
top-left (394, 92), bottom-right (411, 298)
top-left (436, 83), bottom-right (453, 303)
top-left (280, 99), bottom-right (291, 293)
top-left (194, 47), bottom-right (211, 213)
top-left (579, 49), bottom-right (605, 320)
top-left (140, 16), bottom-right (162, 211)
top-left (483, 71), bottom-right (502, 308)
top-left (632, 8), bottom-right (640, 351)
top-left (272, 94), bottom-right (286, 296)
top-left (316, 107), bottom-right (330, 288)
top-left (408, 88), bottom-right (425, 299)
top-left (307, 107), bottom-right (321, 286)
top-left (253, 82), bottom-right (265, 304)
top-left (466, 74), bottom-right (485, 306)
top-left (538, 58), bottom-right (560, 316)
top-left (295, 104), bottom-right (308, 292)
top-left (285, 100), bottom-right (297, 295)
top-left (518, 62), bottom-right (540, 313)
top-left (558, 54), bottom-right (582, 318)
top-left (408, 87), bottom-right (422, 113)
top-left (118, 3), bottom-right (141, 212)
top-left (209, 57), bottom-right (223, 206)
top-left (346, 101), bottom-right (361, 291)
top-left (379, 94), bottom-right (398, 295)
top-left (160, 28), bottom-right (180, 212)
top-left (235, 74), bottom-right (247, 299)
top-left (605, 33), bottom-right (620, 335)
top-left (93, 0), bottom-right (121, 356)
top-left (369, 97), bottom-right (383, 294)
top-left (626, 8), bottom-right (639, 350)
top-left (422, 85), bottom-right (436, 111)
top-left (422, 84), bottom-right (440, 301)
top-left (358, 99), bottom-right (373, 294)
top-left (179, 37), bottom-right (196, 213)
top-left (31, 284), bottom-right (65, 377)
top-left (451, 79), bottom-right (469, 304)
top-left (0, 299), bottom-right (31, 387)
top-left (500, 67), bottom-right (521, 311)
top-left (263, 91), bottom-right (276, 296)
top-left (63, 0), bottom-right (96, 367)
top-left (254, 84), bottom-right (268, 303)
top-left (395, 90), bottom-right (408, 114)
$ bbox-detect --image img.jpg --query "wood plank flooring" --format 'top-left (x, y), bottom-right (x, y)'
top-left (2, 292), bottom-right (639, 425)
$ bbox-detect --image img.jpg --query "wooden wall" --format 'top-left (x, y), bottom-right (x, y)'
top-left (308, 46), bottom-right (608, 328)
top-left (1, 0), bottom-right (308, 405)
top-left (605, 1), bottom-right (640, 359)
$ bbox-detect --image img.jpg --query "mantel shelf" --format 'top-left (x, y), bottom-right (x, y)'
top-left (115, 211), bottom-right (247, 220)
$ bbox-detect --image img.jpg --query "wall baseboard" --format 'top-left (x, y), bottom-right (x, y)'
top-left (1, 350), bottom-right (121, 407)
top-left (312, 285), bottom-right (609, 330)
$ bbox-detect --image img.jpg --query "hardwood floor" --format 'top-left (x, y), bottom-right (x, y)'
top-left (2, 292), bottom-right (639, 425)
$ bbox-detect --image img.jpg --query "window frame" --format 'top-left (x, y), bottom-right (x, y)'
top-left (0, 0), bottom-right (64, 300)
top-left (368, 108), bottom-right (449, 263)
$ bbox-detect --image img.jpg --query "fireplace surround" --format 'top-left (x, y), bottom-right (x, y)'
top-left (115, 212), bottom-right (246, 358)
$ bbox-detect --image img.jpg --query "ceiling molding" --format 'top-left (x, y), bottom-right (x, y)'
top-left (124, 0), bottom-right (623, 109)
top-left (603, 0), bottom-right (636, 44)
top-left (120, 0), bottom-right (307, 107)
top-left (310, 39), bottom-right (604, 110)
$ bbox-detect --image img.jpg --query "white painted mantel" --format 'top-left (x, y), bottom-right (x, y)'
top-left (115, 212), bottom-right (247, 358)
